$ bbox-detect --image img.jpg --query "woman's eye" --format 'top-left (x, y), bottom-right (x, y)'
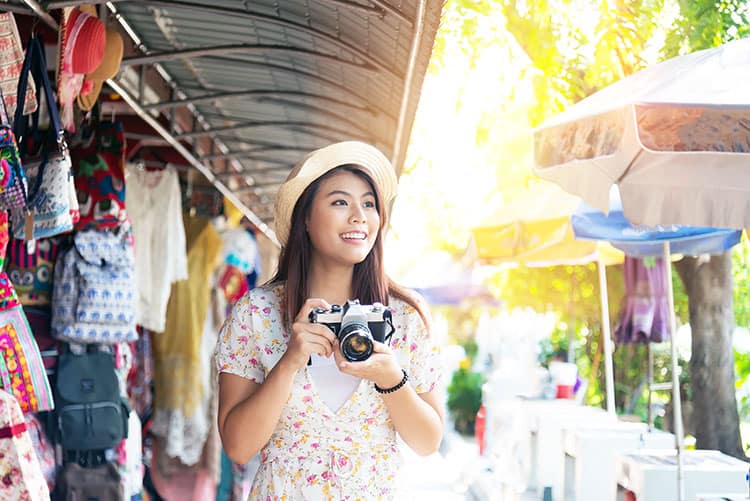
top-left (332, 199), bottom-right (347, 206)
top-left (364, 200), bottom-right (376, 208)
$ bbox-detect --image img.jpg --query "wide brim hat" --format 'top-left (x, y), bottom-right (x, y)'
top-left (77, 27), bottom-right (124, 111)
top-left (59, 6), bottom-right (105, 75)
top-left (273, 141), bottom-right (398, 246)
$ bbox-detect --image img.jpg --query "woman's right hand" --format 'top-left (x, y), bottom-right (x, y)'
top-left (281, 298), bottom-right (337, 370)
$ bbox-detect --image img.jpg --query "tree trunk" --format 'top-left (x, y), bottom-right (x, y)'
top-left (674, 252), bottom-right (744, 458)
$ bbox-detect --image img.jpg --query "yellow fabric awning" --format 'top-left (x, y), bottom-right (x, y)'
top-left (470, 182), bottom-right (624, 267)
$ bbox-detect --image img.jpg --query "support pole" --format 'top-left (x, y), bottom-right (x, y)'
top-left (597, 258), bottom-right (616, 415)
top-left (663, 242), bottom-right (684, 501)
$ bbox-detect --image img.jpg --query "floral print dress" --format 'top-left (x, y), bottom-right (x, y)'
top-left (215, 283), bottom-right (441, 500)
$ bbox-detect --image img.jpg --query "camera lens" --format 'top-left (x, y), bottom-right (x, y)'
top-left (339, 324), bottom-right (373, 362)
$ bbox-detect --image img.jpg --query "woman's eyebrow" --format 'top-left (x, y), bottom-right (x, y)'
top-left (325, 189), bottom-right (375, 198)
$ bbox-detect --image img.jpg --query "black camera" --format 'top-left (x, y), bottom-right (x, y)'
top-left (309, 300), bottom-right (394, 362)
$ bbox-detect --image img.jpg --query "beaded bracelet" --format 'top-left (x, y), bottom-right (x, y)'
top-left (374, 369), bottom-right (409, 394)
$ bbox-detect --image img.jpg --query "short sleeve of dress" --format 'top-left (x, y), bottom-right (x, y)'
top-left (214, 292), bottom-right (265, 383)
top-left (405, 296), bottom-right (442, 394)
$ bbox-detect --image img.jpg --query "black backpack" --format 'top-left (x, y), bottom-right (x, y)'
top-left (55, 348), bottom-right (130, 451)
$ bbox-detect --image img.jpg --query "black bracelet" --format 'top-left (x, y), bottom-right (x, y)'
top-left (374, 369), bottom-right (409, 394)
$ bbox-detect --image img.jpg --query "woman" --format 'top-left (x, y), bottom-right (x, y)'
top-left (216, 141), bottom-right (444, 499)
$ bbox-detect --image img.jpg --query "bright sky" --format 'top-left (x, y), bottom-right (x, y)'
top-left (385, 11), bottom-right (534, 285)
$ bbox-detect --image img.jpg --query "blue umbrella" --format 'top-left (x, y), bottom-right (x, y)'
top-left (571, 188), bottom-right (742, 257)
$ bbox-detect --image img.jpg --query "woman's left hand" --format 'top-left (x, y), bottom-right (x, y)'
top-left (334, 340), bottom-right (404, 389)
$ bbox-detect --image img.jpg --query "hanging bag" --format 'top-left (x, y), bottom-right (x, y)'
top-left (0, 87), bottom-right (29, 210)
top-left (11, 35), bottom-right (77, 240)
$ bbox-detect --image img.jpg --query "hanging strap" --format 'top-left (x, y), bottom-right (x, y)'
top-left (13, 35), bottom-right (64, 154)
top-left (0, 87), bottom-right (10, 126)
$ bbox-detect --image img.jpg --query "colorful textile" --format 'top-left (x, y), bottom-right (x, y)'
top-left (0, 388), bottom-right (49, 500)
top-left (7, 236), bottom-right (62, 306)
top-left (214, 284), bottom-right (441, 499)
top-left (72, 120), bottom-right (127, 230)
top-left (51, 229), bottom-right (137, 344)
top-left (0, 305), bottom-right (54, 413)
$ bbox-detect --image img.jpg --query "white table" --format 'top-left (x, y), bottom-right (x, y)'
top-left (563, 426), bottom-right (674, 501)
top-left (616, 449), bottom-right (750, 501)
top-left (521, 400), bottom-right (615, 499)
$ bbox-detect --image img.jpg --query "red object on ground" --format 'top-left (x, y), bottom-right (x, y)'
top-left (556, 384), bottom-right (574, 399)
top-left (475, 404), bottom-right (486, 455)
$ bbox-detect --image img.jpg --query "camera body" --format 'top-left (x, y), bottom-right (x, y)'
top-left (309, 300), bottom-right (393, 362)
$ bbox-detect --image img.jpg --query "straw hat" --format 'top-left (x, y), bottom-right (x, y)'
top-left (57, 5), bottom-right (105, 129)
top-left (273, 141), bottom-right (398, 246)
top-left (77, 27), bottom-right (124, 111)
top-left (60, 6), bottom-right (105, 75)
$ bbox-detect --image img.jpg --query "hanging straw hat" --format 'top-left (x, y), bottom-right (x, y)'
top-left (77, 27), bottom-right (124, 111)
top-left (57, 5), bottom-right (105, 129)
top-left (273, 141), bottom-right (398, 246)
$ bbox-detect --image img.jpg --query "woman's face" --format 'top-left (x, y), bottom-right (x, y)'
top-left (306, 170), bottom-right (380, 268)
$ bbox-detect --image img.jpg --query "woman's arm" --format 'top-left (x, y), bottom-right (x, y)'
top-left (217, 360), bottom-right (298, 464)
top-left (379, 381), bottom-right (444, 456)
top-left (217, 297), bottom-right (337, 463)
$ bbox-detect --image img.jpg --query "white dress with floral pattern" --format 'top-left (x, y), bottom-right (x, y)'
top-left (215, 283), bottom-right (441, 500)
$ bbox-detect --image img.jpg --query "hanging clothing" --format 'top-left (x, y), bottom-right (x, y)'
top-left (152, 216), bottom-right (222, 465)
top-left (215, 283), bottom-right (442, 500)
top-left (125, 164), bottom-right (188, 333)
top-left (614, 256), bottom-right (670, 343)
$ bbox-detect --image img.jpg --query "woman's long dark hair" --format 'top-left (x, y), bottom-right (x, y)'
top-left (269, 165), bottom-right (429, 331)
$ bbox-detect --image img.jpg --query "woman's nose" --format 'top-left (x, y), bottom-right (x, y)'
top-left (349, 209), bottom-right (366, 224)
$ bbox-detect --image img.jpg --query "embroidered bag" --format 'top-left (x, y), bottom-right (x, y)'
top-left (12, 35), bottom-right (76, 240)
top-left (0, 13), bottom-right (37, 117)
top-left (7, 236), bottom-right (63, 305)
top-left (51, 229), bottom-right (137, 344)
top-left (0, 88), bottom-right (28, 210)
top-left (0, 389), bottom-right (50, 500)
top-left (0, 301), bottom-right (54, 413)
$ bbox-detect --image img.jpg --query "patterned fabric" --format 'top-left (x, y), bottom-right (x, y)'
top-left (0, 388), bottom-right (50, 501)
top-left (0, 13), bottom-right (37, 118)
top-left (214, 284), bottom-right (441, 500)
top-left (24, 413), bottom-right (56, 492)
top-left (7, 237), bottom-right (62, 306)
top-left (0, 126), bottom-right (28, 210)
top-left (0, 305), bottom-right (54, 413)
top-left (51, 229), bottom-right (137, 344)
top-left (0, 272), bottom-right (21, 311)
top-left (72, 121), bottom-right (127, 231)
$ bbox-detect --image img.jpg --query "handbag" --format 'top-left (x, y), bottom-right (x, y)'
top-left (0, 88), bottom-right (28, 210)
top-left (7, 235), bottom-right (64, 306)
top-left (0, 302), bottom-right (54, 413)
top-left (11, 34), bottom-right (76, 240)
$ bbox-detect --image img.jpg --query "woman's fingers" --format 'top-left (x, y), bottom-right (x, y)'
top-left (294, 298), bottom-right (331, 323)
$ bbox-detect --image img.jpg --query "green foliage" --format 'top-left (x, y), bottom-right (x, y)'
top-left (736, 349), bottom-right (750, 421)
top-left (446, 367), bottom-right (486, 435)
top-left (733, 234), bottom-right (750, 328)
top-left (662, 0), bottom-right (750, 58)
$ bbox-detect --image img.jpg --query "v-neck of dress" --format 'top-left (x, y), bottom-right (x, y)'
top-left (303, 366), bottom-right (367, 418)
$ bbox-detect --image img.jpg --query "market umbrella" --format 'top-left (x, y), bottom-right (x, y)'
top-left (534, 37), bottom-right (750, 230)
top-left (570, 190), bottom-right (742, 499)
top-left (470, 182), bottom-right (624, 414)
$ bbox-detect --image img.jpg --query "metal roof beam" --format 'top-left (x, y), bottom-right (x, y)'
top-left (130, 0), bottom-right (403, 80)
top-left (217, 165), bottom-right (291, 179)
top-left (198, 111), bottom-right (372, 140)
top-left (200, 145), bottom-right (313, 161)
top-left (175, 120), bottom-right (369, 142)
top-left (316, 0), bottom-right (413, 26)
top-left (45, 0), bottom-right (123, 8)
top-left (122, 44), bottom-right (376, 72)
top-left (144, 90), bottom-right (377, 116)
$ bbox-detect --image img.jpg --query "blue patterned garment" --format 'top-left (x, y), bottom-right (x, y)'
top-left (51, 230), bottom-right (137, 344)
